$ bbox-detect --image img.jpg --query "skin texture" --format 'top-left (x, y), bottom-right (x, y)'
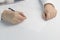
top-left (1, 9), bottom-right (26, 25)
top-left (42, 3), bottom-right (57, 21)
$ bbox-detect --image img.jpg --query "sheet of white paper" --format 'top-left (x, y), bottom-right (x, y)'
top-left (0, 0), bottom-right (60, 40)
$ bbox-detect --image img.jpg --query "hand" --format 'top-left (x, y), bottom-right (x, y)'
top-left (1, 9), bottom-right (26, 24)
top-left (42, 3), bottom-right (57, 20)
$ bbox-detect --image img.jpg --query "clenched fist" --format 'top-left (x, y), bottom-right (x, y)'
top-left (42, 3), bottom-right (57, 20)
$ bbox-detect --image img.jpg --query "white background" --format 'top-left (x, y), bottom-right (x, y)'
top-left (0, 0), bottom-right (60, 40)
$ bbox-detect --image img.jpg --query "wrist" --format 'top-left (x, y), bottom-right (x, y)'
top-left (44, 3), bottom-right (54, 8)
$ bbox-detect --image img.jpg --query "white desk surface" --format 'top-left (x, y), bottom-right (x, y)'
top-left (0, 0), bottom-right (60, 40)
